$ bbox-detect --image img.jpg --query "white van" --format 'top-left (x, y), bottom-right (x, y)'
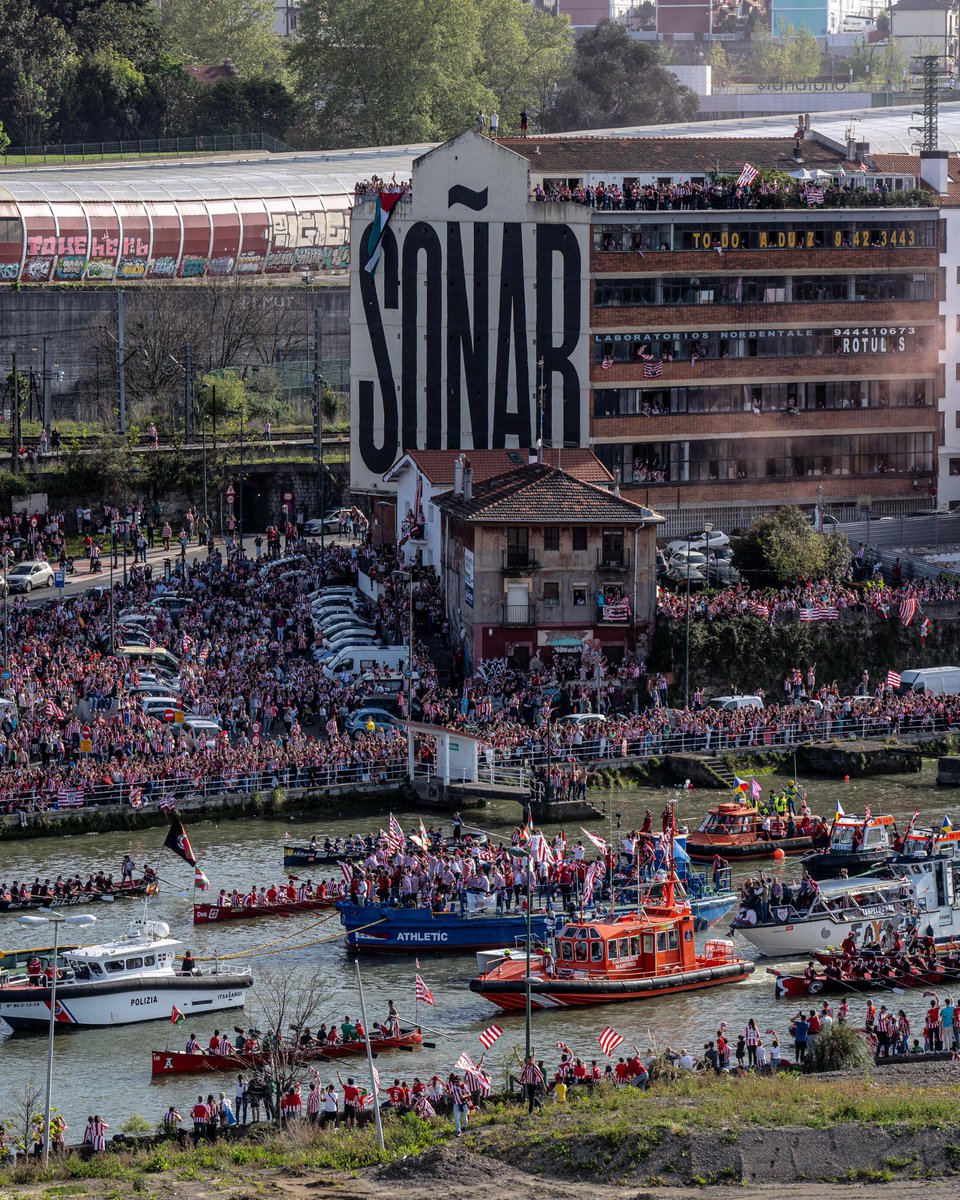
top-left (321, 646), bottom-right (412, 679)
top-left (705, 695), bottom-right (765, 711)
top-left (898, 667), bottom-right (960, 696)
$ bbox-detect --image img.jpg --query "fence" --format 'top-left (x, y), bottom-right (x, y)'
top-left (2, 760), bottom-right (409, 819)
top-left (0, 133), bottom-right (293, 167)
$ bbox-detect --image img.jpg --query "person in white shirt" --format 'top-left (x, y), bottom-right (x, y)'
top-left (320, 1084), bottom-right (339, 1128)
top-left (769, 1038), bottom-right (782, 1070)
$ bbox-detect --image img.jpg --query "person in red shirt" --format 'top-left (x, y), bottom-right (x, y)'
top-left (337, 1073), bottom-right (360, 1128)
top-left (385, 1080), bottom-right (405, 1107)
top-left (191, 1095), bottom-right (208, 1145)
top-left (614, 1057), bottom-right (629, 1084)
top-left (266, 884), bottom-right (279, 904)
top-left (208, 1030), bottom-right (221, 1051)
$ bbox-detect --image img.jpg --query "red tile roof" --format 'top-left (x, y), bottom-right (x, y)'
top-left (433, 463), bottom-right (664, 524)
top-left (393, 448), bottom-right (613, 485)
top-left (497, 136), bottom-right (844, 174)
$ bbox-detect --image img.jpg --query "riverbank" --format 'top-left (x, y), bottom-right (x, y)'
top-left (6, 1062), bottom-right (960, 1195)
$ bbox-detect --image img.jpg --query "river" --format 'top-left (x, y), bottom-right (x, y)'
top-left (0, 763), bottom-right (954, 1133)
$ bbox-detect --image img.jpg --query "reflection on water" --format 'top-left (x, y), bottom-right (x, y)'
top-left (0, 763), bottom-right (954, 1129)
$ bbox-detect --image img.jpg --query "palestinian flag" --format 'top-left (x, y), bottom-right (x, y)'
top-left (170, 1005), bottom-right (185, 1026)
top-left (364, 191), bottom-right (405, 275)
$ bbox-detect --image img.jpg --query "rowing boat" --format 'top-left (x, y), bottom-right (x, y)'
top-left (0, 881), bottom-right (154, 913)
top-left (193, 895), bottom-right (338, 924)
top-left (150, 1029), bottom-right (423, 1075)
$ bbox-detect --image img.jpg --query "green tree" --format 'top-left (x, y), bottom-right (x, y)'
top-left (749, 26), bottom-right (779, 82)
top-left (709, 41), bottom-right (731, 88)
top-left (59, 49), bottom-right (146, 140)
top-left (778, 24), bottom-right (821, 81)
top-left (189, 76), bottom-right (295, 137)
top-left (160, 0), bottom-right (283, 79)
top-left (474, 0), bottom-right (573, 135)
top-left (542, 20), bottom-right (698, 132)
top-left (732, 507), bottom-right (851, 587)
top-left (289, 0), bottom-right (488, 147)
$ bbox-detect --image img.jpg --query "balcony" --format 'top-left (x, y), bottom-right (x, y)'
top-left (500, 549), bottom-right (539, 573)
top-left (597, 549), bottom-right (630, 572)
top-left (503, 603), bottom-right (536, 626)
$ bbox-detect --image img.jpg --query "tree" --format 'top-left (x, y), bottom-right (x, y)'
top-left (159, 0), bottom-right (283, 79)
top-left (253, 970), bottom-right (336, 1117)
top-left (289, 0), bottom-right (488, 148)
top-left (542, 20), bottom-right (698, 132)
top-left (732, 506), bottom-right (851, 587)
top-left (189, 76), bottom-right (295, 138)
top-left (778, 24), bottom-right (821, 82)
top-left (474, 0), bottom-right (574, 135)
top-left (709, 41), bottom-right (731, 88)
top-left (58, 48), bottom-right (147, 141)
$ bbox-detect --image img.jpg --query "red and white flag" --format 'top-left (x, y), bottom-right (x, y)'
top-left (582, 860), bottom-right (603, 905)
top-left (415, 974), bottom-right (435, 1006)
top-left (556, 1040), bottom-right (572, 1055)
top-left (899, 598), bottom-right (917, 627)
top-left (478, 1024), bottom-right (502, 1049)
top-left (885, 669), bottom-right (901, 690)
top-left (339, 860), bottom-right (354, 888)
top-left (455, 1051), bottom-right (478, 1073)
top-left (736, 162), bottom-right (758, 188)
top-left (581, 828), bottom-right (607, 855)
top-left (385, 813), bottom-right (404, 851)
top-left (598, 1026), bottom-right (624, 1057)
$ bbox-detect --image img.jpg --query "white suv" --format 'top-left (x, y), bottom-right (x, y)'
top-left (6, 561), bottom-right (55, 592)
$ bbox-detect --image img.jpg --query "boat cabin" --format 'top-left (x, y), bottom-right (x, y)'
top-left (696, 803), bottom-right (758, 836)
top-left (791, 878), bottom-right (901, 921)
top-left (827, 814), bottom-right (895, 854)
top-left (62, 920), bottom-right (180, 982)
top-left (555, 909), bottom-right (697, 977)
top-left (900, 828), bottom-right (960, 861)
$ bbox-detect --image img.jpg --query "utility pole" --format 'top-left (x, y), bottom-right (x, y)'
top-left (313, 303), bottom-right (325, 551)
top-left (10, 352), bottom-right (19, 476)
top-left (116, 289), bottom-right (126, 435)
top-left (183, 343), bottom-right (193, 443)
top-left (41, 336), bottom-right (51, 436)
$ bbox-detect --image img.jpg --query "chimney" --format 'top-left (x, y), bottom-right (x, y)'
top-left (846, 137), bottom-right (856, 161)
top-left (614, 467), bottom-right (621, 497)
top-left (528, 446), bottom-right (538, 465)
top-left (920, 150), bottom-right (950, 196)
top-left (463, 457), bottom-right (473, 502)
top-left (453, 455), bottom-right (464, 497)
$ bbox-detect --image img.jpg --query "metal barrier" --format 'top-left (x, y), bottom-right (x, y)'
top-left (1, 761), bottom-right (410, 817)
top-left (0, 133), bottom-right (293, 166)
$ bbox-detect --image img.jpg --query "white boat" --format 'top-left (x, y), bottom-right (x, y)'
top-left (731, 856), bottom-right (960, 958)
top-left (0, 918), bottom-right (252, 1030)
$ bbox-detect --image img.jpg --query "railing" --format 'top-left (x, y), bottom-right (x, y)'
top-left (486, 712), bottom-right (960, 771)
top-left (597, 550), bottom-right (630, 570)
top-left (0, 133), bottom-right (293, 166)
top-left (0, 761), bottom-right (410, 818)
top-left (500, 549), bottom-right (538, 572)
top-left (502, 603), bottom-right (536, 626)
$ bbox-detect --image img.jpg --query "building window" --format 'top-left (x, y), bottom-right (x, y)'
top-left (572, 585), bottom-right (587, 607)
top-left (543, 582), bottom-right (560, 606)
top-left (543, 527), bottom-right (560, 551)
top-left (572, 527), bottom-right (588, 552)
top-left (506, 527), bottom-right (529, 568)
top-left (601, 528), bottom-right (625, 567)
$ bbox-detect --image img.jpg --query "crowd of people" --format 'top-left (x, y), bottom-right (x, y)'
top-left (532, 176), bottom-right (924, 213)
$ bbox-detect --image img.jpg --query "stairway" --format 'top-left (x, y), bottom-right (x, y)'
top-left (699, 754), bottom-right (737, 790)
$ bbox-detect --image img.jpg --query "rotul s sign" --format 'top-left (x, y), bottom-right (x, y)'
top-left (349, 134), bottom-right (590, 492)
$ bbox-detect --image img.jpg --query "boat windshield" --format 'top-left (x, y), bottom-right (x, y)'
top-left (699, 812), bottom-right (752, 833)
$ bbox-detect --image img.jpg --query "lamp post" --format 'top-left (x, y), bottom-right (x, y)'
top-left (17, 911), bottom-right (97, 1162)
top-left (507, 845), bottom-right (533, 1059)
top-left (109, 521), bottom-right (116, 651)
top-left (683, 522), bottom-right (712, 709)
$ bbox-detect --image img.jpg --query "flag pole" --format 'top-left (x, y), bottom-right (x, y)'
top-left (414, 958), bottom-right (419, 1026)
top-left (355, 960), bottom-right (385, 1151)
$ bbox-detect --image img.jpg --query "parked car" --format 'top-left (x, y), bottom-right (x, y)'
top-left (6, 561), bottom-right (54, 593)
top-left (704, 695), bottom-right (764, 712)
top-left (344, 707), bottom-right (402, 736)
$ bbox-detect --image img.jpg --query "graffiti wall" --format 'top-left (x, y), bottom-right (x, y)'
top-left (0, 197), bottom-right (352, 284)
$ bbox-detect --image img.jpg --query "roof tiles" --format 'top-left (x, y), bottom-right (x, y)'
top-left (398, 448), bottom-right (613, 486)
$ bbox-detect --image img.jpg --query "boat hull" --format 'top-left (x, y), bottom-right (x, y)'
top-left (338, 903), bottom-right (551, 952)
top-left (0, 973), bottom-right (252, 1030)
top-left (469, 960), bottom-right (754, 1010)
top-left (687, 835), bottom-right (812, 863)
top-left (799, 849), bottom-right (894, 882)
top-left (151, 1032), bottom-right (422, 1075)
top-left (691, 894), bottom-right (738, 930)
top-left (770, 968), bottom-right (940, 998)
top-left (193, 899), bottom-right (336, 924)
top-left (0, 883), bottom-right (151, 913)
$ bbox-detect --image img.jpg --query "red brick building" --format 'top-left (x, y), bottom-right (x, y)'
top-left (498, 135), bottom-right (940, 534)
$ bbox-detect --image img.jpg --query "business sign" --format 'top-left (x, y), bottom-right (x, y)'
top-left (349, 134), bottom-right (591, 492)
top-left (464, 548), bottom-right (474, 609)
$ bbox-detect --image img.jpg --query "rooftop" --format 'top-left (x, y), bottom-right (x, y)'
top-left (499, 135), bottom-right (845, 174)
top-left (387, 448), bottom-right (613, 487)
top-left (433, 463), bottom-right (665, 525)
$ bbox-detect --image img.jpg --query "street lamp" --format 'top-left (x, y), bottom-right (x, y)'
top-left (17, 911), bottom-right (97, 1161)
top-left (683, 522), bottom-right (712, 709)
top-left (507, 845), bottom-right (534, 1060)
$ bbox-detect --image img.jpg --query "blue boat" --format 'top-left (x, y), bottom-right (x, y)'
top-left (337, 902), bottom-right (552, 952)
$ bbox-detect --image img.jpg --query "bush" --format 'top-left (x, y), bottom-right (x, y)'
top-left (805, 1023), bottom-right (873, 1073)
